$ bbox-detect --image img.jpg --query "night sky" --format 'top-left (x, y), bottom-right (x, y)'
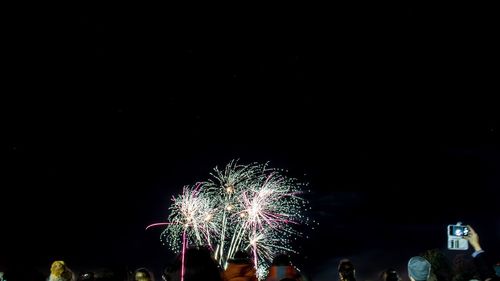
top-left (2, 3), bottom-right (499, 280)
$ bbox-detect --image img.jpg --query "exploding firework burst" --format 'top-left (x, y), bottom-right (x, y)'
top-left (147, 160), bottom-right (311, 280)
top-left (159, 184), bottom-right (219, 252)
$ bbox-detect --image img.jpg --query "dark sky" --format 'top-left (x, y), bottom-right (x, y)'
top-left (2, 2), bottom-right (499, 280)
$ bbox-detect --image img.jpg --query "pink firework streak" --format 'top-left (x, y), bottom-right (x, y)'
top-left (181, 229), bottom-right (187, 281)
top-left (145, 184), bottom-right (217, 281)
top-left (145, 222), bottom-right (172, 230)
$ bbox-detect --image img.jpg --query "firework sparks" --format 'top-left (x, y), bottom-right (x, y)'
top-left (147, 161), bottom-right (311, 280)
top-left (237, 169), bottom-right (306, 272)
top-left (148, 184), bottom-right (219, 252)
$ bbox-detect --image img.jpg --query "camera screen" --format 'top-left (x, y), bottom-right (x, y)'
top-left (450, 225), bottom-right (469, 236)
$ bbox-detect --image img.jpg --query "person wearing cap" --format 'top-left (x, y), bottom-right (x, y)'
top-left (223, 251), bottom-right (257, 281)
top-left (408, 256), bottom-right (431, 281)
top-left (407, 256), bottom-right (431, 281)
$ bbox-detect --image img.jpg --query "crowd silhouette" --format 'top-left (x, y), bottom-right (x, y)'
top-left (0, 225), bottom-right (497, 281)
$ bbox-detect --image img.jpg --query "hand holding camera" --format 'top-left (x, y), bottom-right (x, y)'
top-left (463, 225), bottom-right (482, 252)
top-left (447, 222), bottom-right (484, 251)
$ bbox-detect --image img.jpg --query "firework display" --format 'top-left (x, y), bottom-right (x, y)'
top-left (147, 160), bottom-right (311, 279)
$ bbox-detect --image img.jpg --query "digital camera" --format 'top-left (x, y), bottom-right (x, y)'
top-left (447, 222), bottom-right (469, 250)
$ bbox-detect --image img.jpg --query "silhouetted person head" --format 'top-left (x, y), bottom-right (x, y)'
top-left (135, 268), bottom-right (155, 281)
top-left (49, 260), bottom-right (75, 281)
top-left (408, 256), bottom-right (431, 281)
top-left (225, 250), bottom-right (257, 281)
top-left (381, 269), bottom-right (400, 281)
top-left (338, 259), bottom-right (356, 281)
top-left (266, 254), bottom-right (302, 281)
top-left (163, 247), bottom-right (222, 281)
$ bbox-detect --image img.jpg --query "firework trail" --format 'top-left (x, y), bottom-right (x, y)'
top-left (237, 167), bottom-right (306, 274)
top-left (204, 160), bottom-right (264, 264)
top-left (146, 184), bottom-right (219, 281)
top-left (147, 161), bottom-right (311, 279)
